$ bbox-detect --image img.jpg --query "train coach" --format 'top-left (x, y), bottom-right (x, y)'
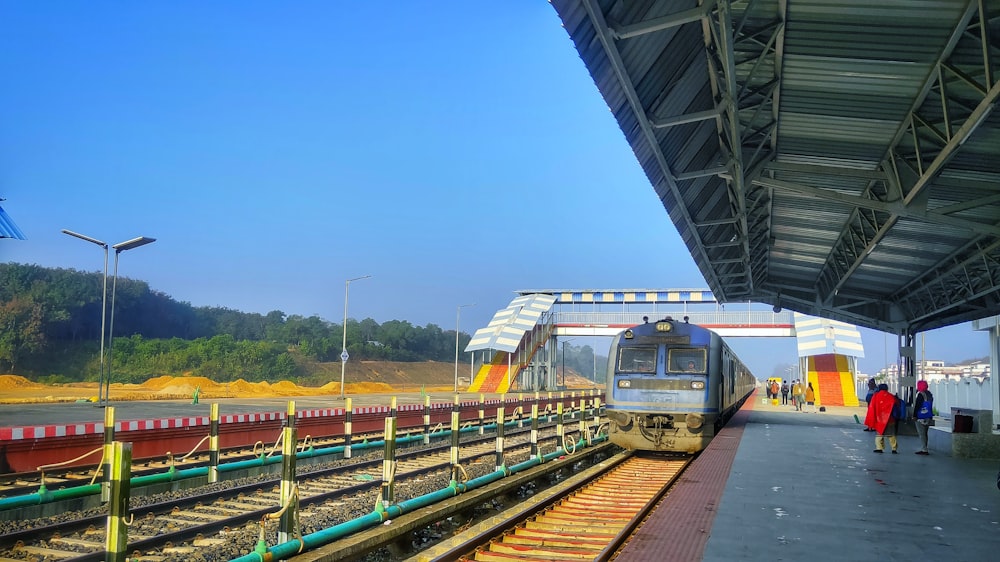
top-left (604, 316), bottom-right (755, 453)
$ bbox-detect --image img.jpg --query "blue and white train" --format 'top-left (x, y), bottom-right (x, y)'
top-left (604, 317), bottom-right (756, 453)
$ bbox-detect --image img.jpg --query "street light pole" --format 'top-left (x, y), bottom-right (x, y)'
top-left (106, 236), bottom-right (156, 406)
top-left (454, 303), bottom-right (475, 393)
top-left (62, 229), bottom-right (109, 405)
top-left (340, 275), bottom-right (371, 399)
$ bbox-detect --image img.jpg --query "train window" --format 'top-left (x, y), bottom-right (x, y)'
top-left (667, 349), bottom-right (707, 374)
top-left (617, 347), bottom-right (657, 373)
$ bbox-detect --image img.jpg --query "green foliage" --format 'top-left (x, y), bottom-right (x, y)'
top-left (1, 262), bottom-right (480, 381)
top-left (0, 295), bottom-right (46, 371)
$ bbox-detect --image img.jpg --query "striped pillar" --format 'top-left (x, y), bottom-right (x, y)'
top-left (101, 406), bottom-right (115, 503)
top-left (104, 441), bottom-right (132, 562)
top-left (450, 395), bottom-right (461, 482)
top-left (423, 395), bottom-right (431, 445)
top-left (381, 397), bottom-right (398, 505)
top-left (530, 402), bottom-right (539, 460)
top-left (495, 403), bottom-right (505, 472)
top-left (517, 393), bottom-right (524, 428)
top-left (279, 401), bottom-right (297, 545)
top-left (344, 398), bottom-right (353, 459)
top-left (208, 403), bottom-right (220, 484)
top-left (478, 393), bottom-right (485, 435)
top-left (277, 408), bottom-right (297, 544)
top-left (591, 395), bottom-right (601, 446)
top-left (556, 401), bottom-right (564, 445)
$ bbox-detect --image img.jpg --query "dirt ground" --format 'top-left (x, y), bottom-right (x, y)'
top-left (0, 361), bottom-right (599, 404)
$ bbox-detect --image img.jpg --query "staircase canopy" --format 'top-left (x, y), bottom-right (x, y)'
top-left (466, 294), bottom-right (557, 353)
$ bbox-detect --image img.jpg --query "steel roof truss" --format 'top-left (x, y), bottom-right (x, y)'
top-left (812, 38), bottom-right (998, 305)
top-left (812, 1), bottom-right (986, 310)
top-left (895, 238), bottom-right (1000, 329)
top-left (580, 0), bottom-right (728, 295)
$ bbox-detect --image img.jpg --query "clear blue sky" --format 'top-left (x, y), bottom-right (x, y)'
top-left (0, 2), bottom-right (990, 379)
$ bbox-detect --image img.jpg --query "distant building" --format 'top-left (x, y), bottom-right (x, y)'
top-left (874, 359), bottom-right (989, 382)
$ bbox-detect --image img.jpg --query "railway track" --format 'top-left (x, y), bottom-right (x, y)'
top-left (415, 452), bottom-right (689, 561)
top-left (0, 427), bottom-right (585, 561)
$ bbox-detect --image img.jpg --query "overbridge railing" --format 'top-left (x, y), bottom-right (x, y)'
top-left (551, 310), bottom-right (794, 327)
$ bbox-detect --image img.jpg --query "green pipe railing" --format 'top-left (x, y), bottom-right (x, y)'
top-left (226, 437), bottom-right (606, 562)
top-left (0, 407), bottom-right (601, 512)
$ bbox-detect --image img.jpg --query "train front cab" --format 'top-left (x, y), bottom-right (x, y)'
top-left (605, 320), bottom-right (721, 454)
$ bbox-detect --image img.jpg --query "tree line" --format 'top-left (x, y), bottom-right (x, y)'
top-left (0, 263), bottom-right (474, 382)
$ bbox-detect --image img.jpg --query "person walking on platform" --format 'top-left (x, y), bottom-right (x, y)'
top-left (805, 382), bottom-right (816, 413)
top-left (863, 378), bottom-right (877, 431)
top-left (781, 381), bottom-right (789, 405)
top-left (865, 383), bottom-right (898, 453)
top-left (914, 380), bottom-right (934, 455)
top-left (791, 379), bottom-right (804, 411)
top-left (769, 380), bottom-right (780, 403)
top-left (864, 378), bottom-right (877, 404)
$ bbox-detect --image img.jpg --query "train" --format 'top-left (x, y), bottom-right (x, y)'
top-left (604, 316), bottom-right (756, 453)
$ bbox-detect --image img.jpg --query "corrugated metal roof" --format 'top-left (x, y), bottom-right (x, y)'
top-left (466, 294), bottom-right (557, 353)
top-left (0, 204), bottom-right (26, 240)
top-left (794, 312), bottom-right (865, 358)
top-left (551, 0), bottom-right (1000, 334)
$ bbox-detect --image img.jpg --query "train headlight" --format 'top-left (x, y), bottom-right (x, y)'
top-left (690, 380), bottom-right (705, 390)
top-left (617, 379), bottom-right (631, 388)
top-left (686, 412), bottom-right (704, 430)
top-left (655, 321), bottom-right (672, 332)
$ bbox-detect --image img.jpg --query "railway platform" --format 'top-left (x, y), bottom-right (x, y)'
top-left (3, 391), bottom-right (999, 560)
top-left (620, 393), bottom-right (1000, 561)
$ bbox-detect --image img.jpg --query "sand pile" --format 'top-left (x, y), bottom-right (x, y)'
top-left (0, 375), bottom-right (43, 390)
top-left (0, 360), bottom-right (525, 404)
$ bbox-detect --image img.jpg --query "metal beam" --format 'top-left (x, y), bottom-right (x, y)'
top-left (753, 176), bottom-right (1000, 237)
top-left (651, 105), bottom-right (723, 129)
top-left (763, 161), bottom-right (887, 181)
top-left (611, 0), bottom-right (717, 40)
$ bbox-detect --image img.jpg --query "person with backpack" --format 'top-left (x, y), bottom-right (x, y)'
top-left (865, 383), bottom-right (899, 453)
top-left (914, 380), bottom-right (934, 455)
top-left (780, 381), bottom-right (789, 405)
top-left (791, 379), bottom-right (804, 411)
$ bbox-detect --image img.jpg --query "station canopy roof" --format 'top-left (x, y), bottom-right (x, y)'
top-left (550, 0), bottom-right (1000, 334)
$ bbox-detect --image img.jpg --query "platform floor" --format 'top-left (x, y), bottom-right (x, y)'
top-left (618, 394), bottom-right (1000, 561)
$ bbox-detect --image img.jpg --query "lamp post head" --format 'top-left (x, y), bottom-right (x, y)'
top-left (62, 229), bottom-right (108, 249)
top-left (113, 236), bottom-right (156, 252)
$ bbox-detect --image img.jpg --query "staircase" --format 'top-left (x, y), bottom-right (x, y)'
top-left (469, 352), bottom-right (515, 394)
top-left (467, 321), bottom-right (555, 394)
top-left (807, 354), bottom-right (859, 407)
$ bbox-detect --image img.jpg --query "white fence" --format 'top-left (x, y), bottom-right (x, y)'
top-left (856, 377), bottom-right (992, 415)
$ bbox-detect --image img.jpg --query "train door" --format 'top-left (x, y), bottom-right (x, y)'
top-left (721, 347), bottom-right (731, 412)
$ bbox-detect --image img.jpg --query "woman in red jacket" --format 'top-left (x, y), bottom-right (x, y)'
top-left (865, 383), bottom-right (899, 453)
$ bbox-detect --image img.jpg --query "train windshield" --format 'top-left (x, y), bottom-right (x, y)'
top-left (617, 347), bottom-right (657, 374)
top-left (667, 349), bottom-right (707, 374)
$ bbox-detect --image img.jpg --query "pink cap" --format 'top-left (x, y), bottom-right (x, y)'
top-left (917, 380), bottom-right (928, 391)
